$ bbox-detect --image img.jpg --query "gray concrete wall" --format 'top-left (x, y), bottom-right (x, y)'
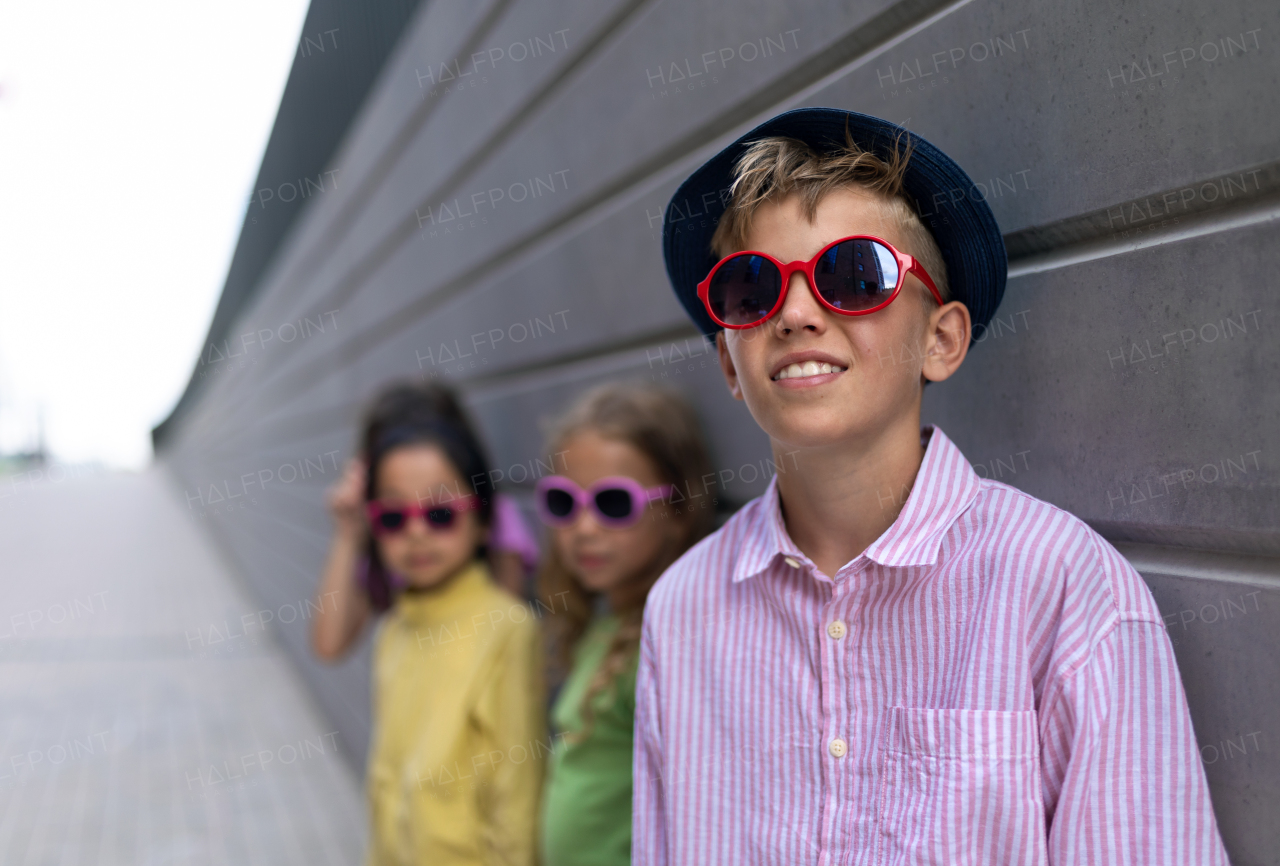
top-left (157, 0), bottom-right (1280, 861)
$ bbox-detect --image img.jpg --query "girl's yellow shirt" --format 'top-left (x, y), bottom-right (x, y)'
top-left (365, 561), bottom-right (546, 866)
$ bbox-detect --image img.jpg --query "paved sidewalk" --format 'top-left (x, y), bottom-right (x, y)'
top-left (0, 469), bottom-right (365, 865)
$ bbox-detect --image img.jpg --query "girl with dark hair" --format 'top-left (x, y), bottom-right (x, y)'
top-left (310, 380), bottom-right (545, 866)
top-left (535, 384), bottom-right (715, 866)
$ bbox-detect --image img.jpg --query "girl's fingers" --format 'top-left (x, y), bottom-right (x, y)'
top-left (342, 460), bottom-right (367, 497)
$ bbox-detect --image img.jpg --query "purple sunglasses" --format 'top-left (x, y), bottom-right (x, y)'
top-left (534, 475), bottom-right (674, 529)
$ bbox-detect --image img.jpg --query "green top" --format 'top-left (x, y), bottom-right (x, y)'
top-left (540, 615), bottom-right (637, 866)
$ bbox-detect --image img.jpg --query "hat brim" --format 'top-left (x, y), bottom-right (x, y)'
top-left (662, 107), bottom-right (1007, 340)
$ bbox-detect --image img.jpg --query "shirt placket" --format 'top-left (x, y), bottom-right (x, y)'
top-left (817, 556), bottom-right (865, 866)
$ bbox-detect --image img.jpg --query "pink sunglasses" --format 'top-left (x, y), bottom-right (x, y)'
top-left (366, 496), bottom-right (480, 536)
top-left (534, 475), bottom-right (674, 529)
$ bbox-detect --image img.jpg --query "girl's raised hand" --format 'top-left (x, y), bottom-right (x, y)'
top-left (328, 458), bottom-right (367, 539)
top-left (314, 456), bottom-right (372, 661)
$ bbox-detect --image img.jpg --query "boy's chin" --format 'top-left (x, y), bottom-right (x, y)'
top-left (739, 394), bottom-right (861, 444)
top-left (758, 414), bottom-right (871, 452)
top-left (744, 375), bottom-right (919, 450)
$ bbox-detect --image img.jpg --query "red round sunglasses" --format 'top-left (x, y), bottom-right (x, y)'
top-left (365, 496), bottom-right (481, 536)
top-left (696, 234), bottom-right (943, 329)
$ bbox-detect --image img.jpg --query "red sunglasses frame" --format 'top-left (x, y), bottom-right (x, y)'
top-left (696, 234), bottom-right (944, 330)
top-left (365, 495), bottom-right (481, 536)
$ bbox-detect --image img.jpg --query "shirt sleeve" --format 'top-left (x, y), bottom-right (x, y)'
top-left (632, 619), bottom-right (668, 866)
top-left (473, 614), bottom-right (547, 866)
top-left (1040, 618), bottom-right (1229, 864)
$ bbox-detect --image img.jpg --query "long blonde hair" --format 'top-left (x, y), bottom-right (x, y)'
top-left (537, 384), bottom-right (715, 734)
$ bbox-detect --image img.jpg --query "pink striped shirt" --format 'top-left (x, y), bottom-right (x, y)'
top-left (633, 427), bottom-right (1227, 865)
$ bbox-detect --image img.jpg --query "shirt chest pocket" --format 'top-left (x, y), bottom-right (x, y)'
top-left (874, 708), bottom-right (1048, 866)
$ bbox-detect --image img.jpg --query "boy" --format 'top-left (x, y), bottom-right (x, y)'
top-left (633, 108), bottom-right (1227, 864)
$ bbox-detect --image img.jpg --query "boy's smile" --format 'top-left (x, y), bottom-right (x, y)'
top-left (769, 350), bottom-right (848, 384)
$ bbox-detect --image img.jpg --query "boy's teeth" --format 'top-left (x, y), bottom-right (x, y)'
top-left (774, 362), bottom-right (847, 380)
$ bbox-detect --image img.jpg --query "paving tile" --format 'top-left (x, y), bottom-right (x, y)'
top-left (0, 471), bottom-right (365, 866)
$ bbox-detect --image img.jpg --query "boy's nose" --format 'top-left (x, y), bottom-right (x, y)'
top-left (773, 271), bottom-right (827, 336)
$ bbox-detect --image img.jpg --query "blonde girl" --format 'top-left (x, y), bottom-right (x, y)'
top-left (535, 384), bottom-right (714, 866)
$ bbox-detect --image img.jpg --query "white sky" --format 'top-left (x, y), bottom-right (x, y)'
top-left (0, 0), bottom-right (312, 469)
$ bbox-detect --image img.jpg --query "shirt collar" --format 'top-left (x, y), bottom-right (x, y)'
top-left (733, 426), bottom-right (982, 582)
top-left (731, 476), bottom-right (798, 583)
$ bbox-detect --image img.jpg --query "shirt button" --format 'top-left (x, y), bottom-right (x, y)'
top-left (783, 556), bottom-right (801, 569)
top-left (829, 738), bottom-right (847, 758)
top-left (827, 620), bottom-right (847, 640)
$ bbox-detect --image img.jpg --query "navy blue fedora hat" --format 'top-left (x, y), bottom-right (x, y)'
top-left (662, 107), bottom-right (1006, 340)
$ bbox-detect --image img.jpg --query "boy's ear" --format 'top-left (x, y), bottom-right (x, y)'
top-left (715, 332), bottom-right (745, 401)
top-left (921, 301), bottom-right (971, 383)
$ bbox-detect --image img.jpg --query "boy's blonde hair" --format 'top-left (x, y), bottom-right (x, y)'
top-left (709, 131), bottom-right (950, 302)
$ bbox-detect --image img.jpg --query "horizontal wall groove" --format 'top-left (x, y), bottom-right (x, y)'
top-left (279, 0), bottom-right (522, 299)
top-left (251, 0), bottom-right (658, 382)
top-left (1007, 157), bottom-right (1280, 278)
top-left (1112, 540), bottom-right (1280, 591)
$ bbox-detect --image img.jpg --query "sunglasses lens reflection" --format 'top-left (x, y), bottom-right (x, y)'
top-left (594, 488), bottom-right (634, 520)
top-left (812, 239), bottom-right (900, 311)
top-left (545, 488), bottom-right (576, 518)
top-left (708, 254), bottom-right (783, 326)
